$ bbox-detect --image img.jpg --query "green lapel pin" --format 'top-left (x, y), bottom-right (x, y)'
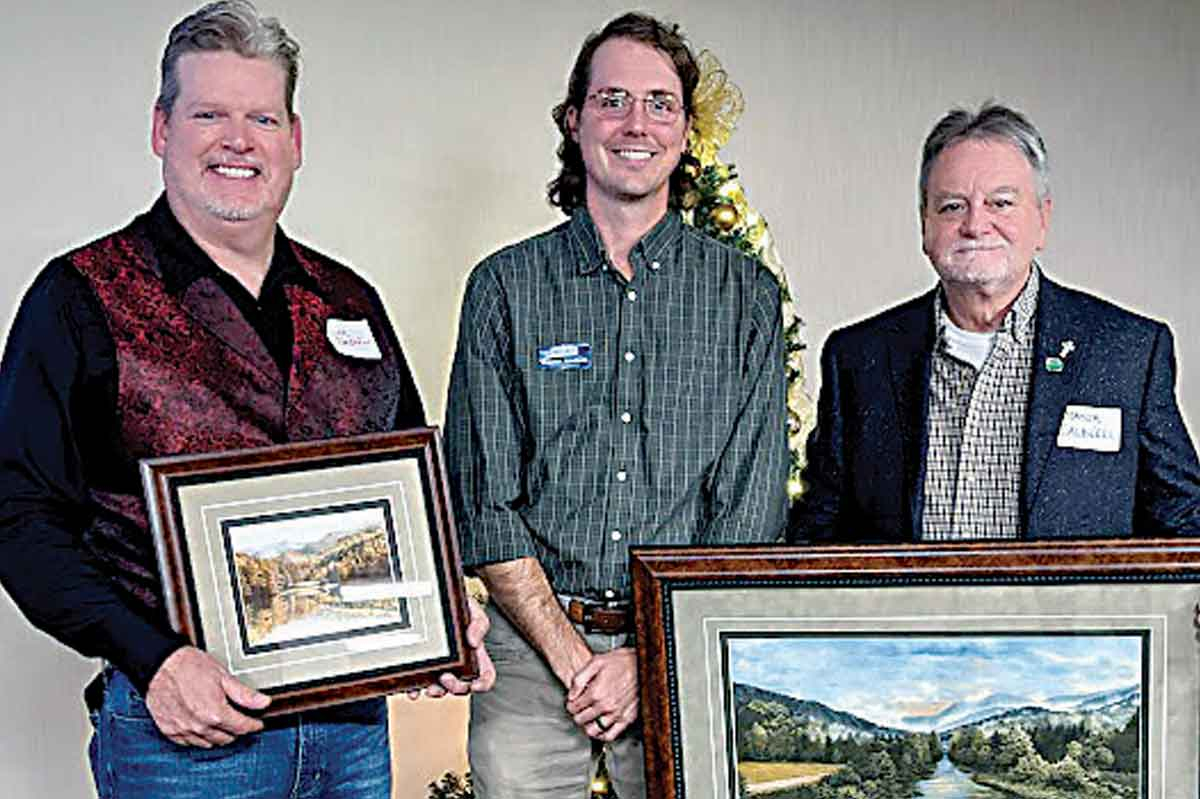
top-left (1045, 356), bottom-right (1064, 373)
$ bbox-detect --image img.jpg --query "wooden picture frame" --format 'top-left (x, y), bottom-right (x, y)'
top-left (631, 540), bottom-right (1200, 799)
top-left (142, 427), bottom-right (474, 715)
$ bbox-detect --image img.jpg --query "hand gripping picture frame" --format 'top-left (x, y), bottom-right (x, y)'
top-left (630, 540), bottom-right (1200, 799)
top-left (142, 427), bottom-right (475, 715)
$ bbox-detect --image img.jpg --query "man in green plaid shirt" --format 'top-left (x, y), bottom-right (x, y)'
top-left (443, 12), bottom-right (788, 799)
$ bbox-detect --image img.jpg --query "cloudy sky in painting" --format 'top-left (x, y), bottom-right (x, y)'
top-left (228, 504), bottom-right (388, 555)
top-left (727, 634), bottom-right (1142, 731)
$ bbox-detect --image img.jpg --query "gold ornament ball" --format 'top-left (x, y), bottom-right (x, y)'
top-left (710, 203), bottom-right (739, 231)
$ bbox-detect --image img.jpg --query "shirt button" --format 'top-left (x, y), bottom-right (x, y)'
top-left (604, 589), bottom-right (616, 599)
top-left (616, 469), bottom-right (628, 482)
top-left (620, 411), bottom-right (632, 424)
top-left (611, 530), bottom-right (622, 541)
top-left (650, 261), bottom-right (661, 271)
top-left (627, 289), bottom-right (637, 302)
top-left (624, 351), bottom-right (635, 363)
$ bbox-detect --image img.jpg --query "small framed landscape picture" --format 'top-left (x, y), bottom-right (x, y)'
top-left (631, 540), bottom-right (1200, 799)
top-left (142, 428), bottom-right (474, 715)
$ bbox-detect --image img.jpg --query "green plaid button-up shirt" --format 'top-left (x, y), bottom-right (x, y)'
top-left (445, 208), bottom-right (788, 600)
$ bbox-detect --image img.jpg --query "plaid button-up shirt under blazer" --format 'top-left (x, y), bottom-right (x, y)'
top-left (445, 208), bottom-right (789, 600)
top-left (922, 268), bottom-right (1040, 540)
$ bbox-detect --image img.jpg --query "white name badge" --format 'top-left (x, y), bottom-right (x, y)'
top-left (326, 319), bottom-right (382, 360)
top-left (1056, 404), bottom-right (1121, 453)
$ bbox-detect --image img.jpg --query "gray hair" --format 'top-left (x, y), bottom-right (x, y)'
top-left (157, 0), bottom-right (300, 118)
top-left (918, 101), bottom-right (1049, 211)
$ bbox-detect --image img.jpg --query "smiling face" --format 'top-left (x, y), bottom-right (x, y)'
top-left (922, 137), bottom-right (1051, 296)
top-left (565, 37), bottom-right (688, 217)
top-left (152, 51), bottom-right (302, 239)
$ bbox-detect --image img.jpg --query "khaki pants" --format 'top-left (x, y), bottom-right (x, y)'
top-left (469, 603), bottom-right (646, 799)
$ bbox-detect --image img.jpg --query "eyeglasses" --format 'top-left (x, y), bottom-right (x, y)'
top-left (584, 88), bottom-right (682, 123)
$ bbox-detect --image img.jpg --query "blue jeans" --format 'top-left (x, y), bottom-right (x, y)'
top-left (88, 670), bottom-right (391, 799)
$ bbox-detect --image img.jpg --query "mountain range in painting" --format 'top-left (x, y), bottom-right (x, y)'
top-left (734, 683), bottom-right (907, 741)
top-left (735, 681), bottom-right (1139, 739)
top-left (239, 524), bottom-right (386, 559)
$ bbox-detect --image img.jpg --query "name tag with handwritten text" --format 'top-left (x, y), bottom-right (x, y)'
top-left (327, 319), bottom-right (382, 360)
top-left (1056, 405), bottom-right (1121, 453)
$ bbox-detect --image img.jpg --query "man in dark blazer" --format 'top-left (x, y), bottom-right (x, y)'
top-left (790, 103), bottom-right (1200, 543)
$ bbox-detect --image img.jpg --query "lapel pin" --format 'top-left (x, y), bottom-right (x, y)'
top-left (1046, 340), bottom-right (1075, 373)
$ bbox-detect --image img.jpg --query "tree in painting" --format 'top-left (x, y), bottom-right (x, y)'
top-left (946, 716), bottom-right (1138, 798)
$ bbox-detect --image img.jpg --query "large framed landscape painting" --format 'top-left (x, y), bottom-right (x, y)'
top-left (141, 428), bottom-right (475, 715)
top-left (630, 541), bottom-right (1200, 799)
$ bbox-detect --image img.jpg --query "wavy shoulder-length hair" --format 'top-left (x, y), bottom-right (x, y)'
top-left (547, 12), bottom-right (700, 215)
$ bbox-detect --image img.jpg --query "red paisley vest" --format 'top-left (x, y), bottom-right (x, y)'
top-left (70, 221), bottom-right (406, 614)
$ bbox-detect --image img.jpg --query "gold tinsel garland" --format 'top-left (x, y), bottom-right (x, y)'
top-left (681, 51), bottom-right (815, 501)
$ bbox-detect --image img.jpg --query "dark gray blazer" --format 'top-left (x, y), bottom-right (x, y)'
top-left (790, 274), bottom-right (1200, 542)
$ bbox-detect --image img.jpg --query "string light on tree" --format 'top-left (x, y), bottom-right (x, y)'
top-left (709, 203), bottom-right (739, 231)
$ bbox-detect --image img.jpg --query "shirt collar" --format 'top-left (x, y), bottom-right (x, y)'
top-left (567, 206), bottom-right (682, 276)
top-left (936, 262), bottom-right (1041, 345)
top-left (145, 194), bottom-right (321, 298)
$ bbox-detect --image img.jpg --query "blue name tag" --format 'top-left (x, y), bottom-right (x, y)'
top-left (538, 342), bottom-right (592, 370)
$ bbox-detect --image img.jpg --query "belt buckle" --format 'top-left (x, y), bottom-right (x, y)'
top-left (576, 598), bottom-right (628, 634)
top-left (575, 599), bottom-right (603, 631)
top-left (579, 601), bottom-right (598, 628)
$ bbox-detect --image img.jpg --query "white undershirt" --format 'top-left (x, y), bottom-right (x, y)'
top-left (942, 317), bottom-right (997, 370)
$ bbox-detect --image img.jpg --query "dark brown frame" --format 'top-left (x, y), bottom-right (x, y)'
top-left (631, 539), bottom-right (1200, 798)
top-left (142, 427), bottom-right (475, 715)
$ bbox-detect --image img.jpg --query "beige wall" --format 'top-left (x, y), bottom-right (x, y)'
top-left (1, 1), bottom-right (1196, 797)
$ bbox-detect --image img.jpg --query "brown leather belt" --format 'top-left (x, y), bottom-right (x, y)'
top-left (566, 598), bottom-right (632, 635)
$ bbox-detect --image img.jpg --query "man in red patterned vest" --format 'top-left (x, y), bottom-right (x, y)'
top-left (0, 2), bottom-right (491, 797)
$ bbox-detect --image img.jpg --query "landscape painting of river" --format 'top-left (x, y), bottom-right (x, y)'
top-left (222, 499), bottom-right (412, 655)
top-left (725, 633), bottom-right (1145, 799)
